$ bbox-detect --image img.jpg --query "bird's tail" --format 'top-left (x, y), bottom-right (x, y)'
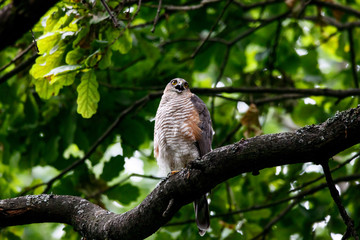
top-left (194, 194), bottom-right (210, 236)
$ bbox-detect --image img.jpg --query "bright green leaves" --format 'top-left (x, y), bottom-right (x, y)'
top-left (108, 29), bottom-right (133, 54)
top-left (76, 70), bottom-right (100, 118)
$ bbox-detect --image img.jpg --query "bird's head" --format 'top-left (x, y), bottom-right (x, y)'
top-left (164, 78), bottom-right (190, 94)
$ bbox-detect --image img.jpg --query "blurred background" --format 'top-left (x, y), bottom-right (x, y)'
top-left (0, 0), bottom-right (360, 239)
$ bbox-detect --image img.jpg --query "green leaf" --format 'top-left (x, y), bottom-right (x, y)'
top-left (52, 71), bottom-right (77, 86)
top-left (76, 70), bottom-right (100, 118)
top-left (107, 183), bottom-right (140, 205)
top-left (66, 48), bottom-right (86, 65)
top-left (98, 49), bottom-right (113, 69)
top-left (37, 32), bottom-right (61, 54)
top-left (32, 78), bottom-right (63, 99)
top-left (112, 29), bottom-right (133, 54)
top-left (44, 65), bottom-right (82, 83)
top-left (85, 49), bottom-right (102, 67)
top-left (30, 44), bottom-right (66, 79)
top-left (101, 155), bottom-right (125, 181)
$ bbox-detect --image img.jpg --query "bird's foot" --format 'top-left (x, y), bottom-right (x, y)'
top-left (166, 170), bottom-right (180, 177)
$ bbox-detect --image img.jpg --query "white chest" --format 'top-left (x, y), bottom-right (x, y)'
top-left (154, 96), bottom-right (200, 172)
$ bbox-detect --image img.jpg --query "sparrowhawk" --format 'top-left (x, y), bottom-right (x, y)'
top-left (154, 78), bottom-right (213, 236)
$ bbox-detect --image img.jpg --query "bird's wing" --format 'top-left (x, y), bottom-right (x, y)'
top-left (190, 94), bottom-right (213, 157)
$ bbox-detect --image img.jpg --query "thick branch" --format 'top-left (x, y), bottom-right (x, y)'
top-left (0, 0), bottom-right (59, 51)
top-left (192, 86), bottom-right (360, 98)
top-left (1, 105), bottom-right (360, 239)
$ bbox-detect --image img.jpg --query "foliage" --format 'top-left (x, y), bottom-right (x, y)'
top-left (0, 0), bottom-right (360, 239)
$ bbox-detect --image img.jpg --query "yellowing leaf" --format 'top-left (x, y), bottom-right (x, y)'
top-left (76, 71), bottom-right (100, 118)
top-left (30, 44), bottom-right (66, 79)
top-left (241, 103), bottom-right (262, 138)
top-left (44, 65), bottom-right (82, 83)
top-left (37, 32), bottom-right (61, 54)
top-left (51, 71), bottom-right (77, 86)
top-left (33, 78), bottom-right (63, 99)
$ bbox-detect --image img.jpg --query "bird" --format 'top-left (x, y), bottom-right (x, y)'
top-left (154, 78), bottom-right (213, 236)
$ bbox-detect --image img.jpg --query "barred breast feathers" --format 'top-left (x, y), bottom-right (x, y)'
top-left (154, 91), bottom-right (201, 171)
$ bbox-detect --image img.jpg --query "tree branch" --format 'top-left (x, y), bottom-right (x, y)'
top-left (321, 161), bottom-right (359, 240)
top-left (0, 53), bottom-right (38, 85)
top-left (192, 86), bottom-right (360, 98)
top-left (2, 105), bottom-right (360, 239)
top-left (100, 0), bottom-right (120, 28)
top-left (348, 28), bottom-right (359, 89)
top-left (0, 0), bottom-right (59, 51)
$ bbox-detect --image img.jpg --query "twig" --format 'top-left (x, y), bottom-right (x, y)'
top-left (152, 0), bottom-right (221, 11)
top-left (218, 121), bottom-right (243, 147)
top-left (0, 53), bottom-right (38, 85)
top-left (100, 0), bottom-right (120, 28)
top-left (210, 46), bottom-right (231, 125)
top-left (321, 161), bottom-right (359, 240)
top-left (110, 55), bottom-right (146, 72)
top-left (0, 42), bottom-right (35, 72)
top-left (348, 28), bottom-right (359, 89)
top-left (310, 0), bottom-right (360, 18)
top-left (88, 173), bottom-right (162, 198)
top-left (268, 20), bottom-right (282, 79)
top-left (166, 174), bottom-right (360, 226)
top-left (251, 200), bottom-right (299, 240)
top-left (99, 82), bottom-right (163, 91)
top-left (151, 0), bottom-right (162, 33)
top-left (303, 16), bottom-right (360, 30)
top-left (30, 29), bottom-right (39, 53)
top-left (233, 0), bottom-right (283, 10)
top-left (36, 92), bottom-right (162, 193)
top-left (289, 152), bottom-right (360, 193)
top-left (229, 11), bottom-right (290, 46)
top-left (192, 86), bottom-right (360, 98)
top-left (190, 0), bottom-right (233, 59)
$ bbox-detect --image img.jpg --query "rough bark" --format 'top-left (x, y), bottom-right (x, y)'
top-left (0, 105), bottom-right (360, 239)
top-left (0, 0), bottom-right (59, 51)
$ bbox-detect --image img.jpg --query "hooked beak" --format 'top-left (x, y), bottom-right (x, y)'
top-left (175, 83), bottom-right (185, 92)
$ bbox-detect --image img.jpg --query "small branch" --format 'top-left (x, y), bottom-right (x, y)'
top-left (192, 86), bottom-right (360, 98)
top-left (109, 55), bottom-right (146, 72)
top-left (267, 20), bottom-right (282, 78)
top-left (159, 37), bottom-right (228, 48)
top-left (321, 161), bottom-right (359, 240)
top-left (310, 0), bottom-right (360, 18)
top-left (229, 11), bottom-right (290, 46)
top-left (303, 16), bottom-right (360, 30)
top-left (100, 0), bottom-right (120, 28)
top-left (166, 173), bottom-right (360, 227)
top-left (289, 152), bottom-right (360, 193)
top-left (24, 92), bottom-right (162, 194)
top-left (190, 0), bottom-right (233, 58)
top-left (30, 29), bottom-right (39, 53)
top-left (348, 28), bottom-right (359, 89)
top-left (0, 42), bottom-right (35, 72)
top-left (233, 0), bottom-right (283, 10)
top-left (99, 82), bottom-right (163, 91)
top-left (153, 0), bottom-right (221, 11)
top-left (151, 0), bottom-right (162, 33)
top-left (251, 200), bottom-right (299, 240)
top-left (210, 46), bottom-right (231, 125)
top-left (0, 53), bottom-right (38, 85)
top-left (88, 173), bottom-right (162, 199)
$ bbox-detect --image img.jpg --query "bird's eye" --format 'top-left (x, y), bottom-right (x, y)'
top-left (171, 80), bottom-right (178, 85)
top-left (184, 82), bottom-right (189, 88)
